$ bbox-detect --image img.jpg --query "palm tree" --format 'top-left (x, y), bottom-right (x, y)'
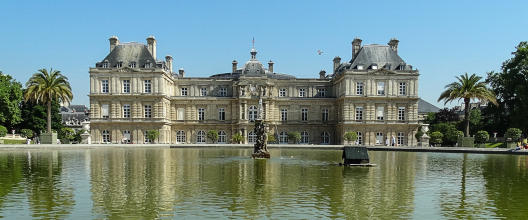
top-left (438, 73), bottom-right (497, 137)
top-left (24, 68), bottom-right (73, 134)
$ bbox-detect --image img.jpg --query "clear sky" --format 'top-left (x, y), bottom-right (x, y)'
top-left (1, 0), bottom-right (527, 107)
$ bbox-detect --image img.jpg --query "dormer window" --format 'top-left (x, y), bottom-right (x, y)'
top-left (129, 62), bottom-right (136, 68)
top-left (371, 64), bottom-right (378, 70)
top-left (357, 65), bottom-right (364, 70)
top-left (102, 61), bottom-right (109, 68)
top-left (145, 62), bottom-right (151, 68)
top-left (116, 61), bottom-right (123, 68)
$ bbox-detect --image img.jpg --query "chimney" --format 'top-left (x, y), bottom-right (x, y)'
top-left (319, 70), bottom-right (326, 79)
top-left (109, 36), bottom-right (119, 52)
top-left (232, 60), bottom-right (238, 73)
top-left (165, 55), bottom-right (173, 73)
top-left (352, 38), bottom-right (362, 60)
top-left (388, 38), bottom-right (399, 53)
top-left (146, 36), bottom-right (157, 60)
top-left (333, 56), bottom-right (341, 74)
top-left (178, 68), bottom-right (185, 77)
top-left (268, 60), bottom-right (274, 73)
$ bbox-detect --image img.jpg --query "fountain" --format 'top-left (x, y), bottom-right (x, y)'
top-left (252, 98), bottom-right (270, 159)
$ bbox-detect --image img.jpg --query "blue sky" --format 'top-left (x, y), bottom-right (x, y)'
top-left (1, 0), bottom-right (527, 107)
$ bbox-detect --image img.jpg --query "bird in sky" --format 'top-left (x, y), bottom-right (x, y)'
top-left (317, 49), bottom-right (324, 55)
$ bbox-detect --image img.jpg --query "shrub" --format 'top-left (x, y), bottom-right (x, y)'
top-left (344, 131), bottom-right (358, 145)
top-left (207, 130), bottom-right (218, 143)
top-left (146, 130), bottom-right (160, 143)
top-left (267, 133), bottom-right (276, 143)
top-left (430, 131), bottom-right (444, 145)
top-left (415, 129), bottom-right (424, 142)
top-left (20, 129), bottom-right (33, 138)
top-left (288, 132), bottom-right (301, 144)
top-left (0, 125), bottom-right (6, 137)
top-left (475, 130), bottom-right (489, 144)
top-left (231, 132), bottom-right (243, 144)
top-left (59, 127), bottom-right (75, 143)
top-left (505, 128), bottom-right (522, 141)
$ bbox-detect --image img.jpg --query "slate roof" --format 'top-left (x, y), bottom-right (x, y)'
top-left (209, 72), bottom-right (296, 80)
top-left (418, 98), bottom-right (441, 113)
top-left (96, 43), bottom-right (157, 68)
top-left (347, 44), bottom-right (410, 71)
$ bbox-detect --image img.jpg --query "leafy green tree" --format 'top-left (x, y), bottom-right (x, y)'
top-left (485, 42), bottom-right (528, 135)
top-left (434, 108), bottom-right (460, 123)
top-left (20, 129), bottom-right (33, 139)
top-left (430, 131), bottom-right (444, 145)
top-left (343, 131), bottom-right (358, 145)
top-left (505, 128), bottom-right (522, 141)
top-left (0, 71), bottom-right (23, 129)
top-left (17, 99), bottom-right (63, 136)
top-left (146, 130), bottom-right (159, 143)
top-left (438, 73), bottom-right (497, 137)
top-left (24, 68), bottom-right (73, 134)
top-left (73, 129), bottom-right (85, 144)
top-left (207, 130), bottom-right (218, 143)
top-left (231, 132), bottom-right (243, 144)
top-left (266, 133), bottom-right (276, 143)
top-left (0, 125), bottom-right (7, 137)
top-left (59, 127), bottom-right (75, 143)
top-left (288, 131), bottom-right (301, 144)
top-left (475, 130), bottom-right (489, 144)
top-left (430, 122), bottom-right (463, 146)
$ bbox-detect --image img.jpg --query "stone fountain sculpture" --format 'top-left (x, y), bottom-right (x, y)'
top-left (252, 98), bottom-right (270, 158)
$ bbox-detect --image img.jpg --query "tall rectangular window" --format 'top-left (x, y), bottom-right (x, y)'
top-left (123, 104), bottom-right (130, 118)
top-left (101, 104), bottom-right (109, 119)
top-left (200, 87), bottom-right (207, 96)
top-left (355, 107), bottom-right (363, 120)
top-left (398, 107), bottom-right (405, 121)
top-left (177, 108), bottom-right (185, 120)
top-left (376, 132), bottom-right (384, 145)
top-left (144, 80), bottom-right (151, 93)
top-left (129, 62), bottom-right (136, 68)
top-left (376, 106), bottom-right (384, 120)
top-left (102, 62), bottom-right (108, 68)
top-left (301, 108), bottom-right (308, 121)
top-left (397, 132), bottom-right (405, 145)
top-left (280, 109), bottom-right (287, 121)
top-left (322, 108), bottom-right (329, 122)
top-left (356, 82), bottom-right (364, 95)
top-left (123, 80), bottom-right (130, 93)
top-left (317, 88), bottom-right (327, 97)
top-left (218, 108), bottom-right (225, 121)
top-left (356, 132), bottom-right (362, 145)
top-left (198, 108), bottom-right (205, 121)
top-left (279, 88), bottom-right (287, 97)
top-left (299, 88), bottom-right (306, 97)
top-left (144, 105), bottom-right (152, 118)
top-left (399, 82), bottom-right (407, 95)
top-left (181, 88), bottom-right (188, 96)
top-left (377, 82), bottom-right (385, 95)
top-left (101, 80), bottom-right (109, 93)
top-left (219, 87), bottom-right (227, 97)
top-left (116, 62), bottom-right (122, 68)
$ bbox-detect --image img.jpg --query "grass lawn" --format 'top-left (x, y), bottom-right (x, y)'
top-left (485, 142), bottom-right (504, 148)
top-left (1, 139), bottom-right (31, 144)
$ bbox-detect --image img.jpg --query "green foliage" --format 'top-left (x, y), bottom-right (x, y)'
top-left (0, 71), bottom-right (23, 129)
top-left (438, 73), bottom-right (497, 137)
top-left (423, 112), bottom-right (436, 124)
top-left (58, 127), bottom-right (75, 144)
top-left (430, 131), bottom-right (443, 145)
top-left (20, 129), bottom-right (33, 138)
top-left (343, 131), bottom-right (358, 144)
top-left (505, 128), bottom-right (522, 141)
top-left (145, 130), bottom-right (159, 143)
top-left (475, 130), bottom-right (489, 144)
top-left (266, 133), bottom-right (276, 143)
top-left (434, 108), bottom-right (460, 123)
top-left (73, 129), bottom-right (85, 144)
top-left (2, 139), bottom-right (27, 144)
top-left (24, 68), bottom-right (73, 133)
top-left (415, 129), bottom-right (424, 142)
top-left (207, 130), bottom-right (218, 143)
top-left (430, 122), bottom-right (462, 146)
top-left (17, 99), bottom-right (62, 136)
top-left (231, 132), bottom-right (243, 144)
top-left (288, 132), bottom-right (301, 144)
top-left (0, 125), bottom-right (6, 137)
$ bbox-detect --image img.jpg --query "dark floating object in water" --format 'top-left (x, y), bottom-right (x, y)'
top-left (341, 146), bottom-right (376, 167)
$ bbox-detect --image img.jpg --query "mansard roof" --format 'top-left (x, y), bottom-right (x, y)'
top-left (349, 44), bottom-right (408, 71)
top-left (97, 43), bottom-right (157, 68)
top-left (209, 72), bottom-right (296, 80)
top-left (418, 98), bottom-right (441, 113)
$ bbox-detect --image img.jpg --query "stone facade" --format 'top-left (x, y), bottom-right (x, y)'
top-left (89, 36), bottom-right (420, 145)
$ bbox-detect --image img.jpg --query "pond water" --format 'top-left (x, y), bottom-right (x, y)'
top-left (0, 148), bottom-right (527, 219)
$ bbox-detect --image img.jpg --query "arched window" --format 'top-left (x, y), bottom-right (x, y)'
top-left (122, 130), bottom-right (131, 143)
top-left (321, 132), bottom-right (330, 144)
top-left (218, 130), bottom-right (227, 143)
top-left (102, 130), bottom-right (110, 143)
top-left (176, 130), bottom-right (186, 143)
top-left (248, 131), bottom-right (257, 143)
top-left (248, 105), bottom-right (257, 122)
top-left (279, 132), bottom-right (288, 144)
top-left (197, 130), bottom-right (206, 143)
top-left (356, 132), bottom-right (363, 145)
top-left (301, 131), bottom-right (309, 144)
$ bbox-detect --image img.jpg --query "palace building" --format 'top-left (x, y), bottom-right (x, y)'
top-left (89, 36), bottom-right (420, 145)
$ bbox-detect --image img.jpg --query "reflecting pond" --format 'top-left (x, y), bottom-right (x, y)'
top-left (0, 148), bottom-right (527, 219)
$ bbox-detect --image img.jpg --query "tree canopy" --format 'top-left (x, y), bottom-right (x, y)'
top-left (0, 71), bottom-right (23, 129)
